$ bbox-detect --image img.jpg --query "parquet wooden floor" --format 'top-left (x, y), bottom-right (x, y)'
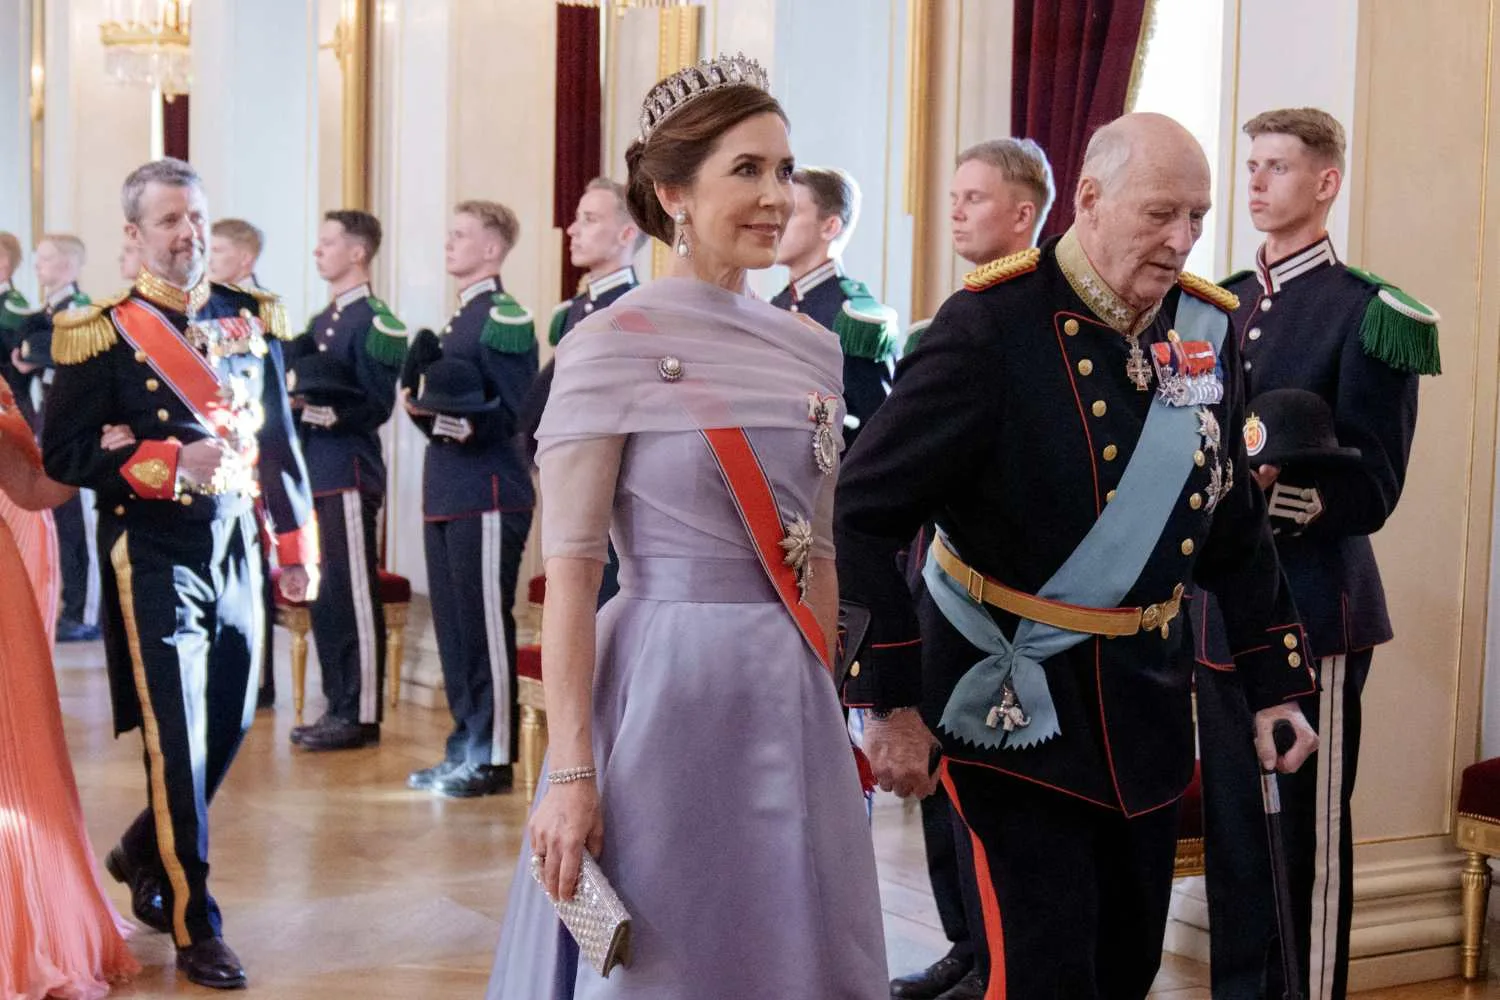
top-left (45, 636), bottom-right (1486, 998)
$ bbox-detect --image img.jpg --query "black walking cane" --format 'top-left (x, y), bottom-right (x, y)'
top-left (1263, 720), bottom-right (1303, 1000)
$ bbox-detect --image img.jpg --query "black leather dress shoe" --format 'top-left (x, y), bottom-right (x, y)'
top-left (432, 762), bottom-right (513, 798)
top-left (407, 759), bottom-right (461, 790)
top-left (298, 716), bottom-right (379, 752)
top-left (104, 845), bottom-right (171, 934)
top-left (288, 713), bottom-right (327, 746)
top-left (891, 954), bottom-right (973, 999)
top-left (55, 617), bottom-right (101, 643)
top-left (176, 937), bottom-right (247, 990)
top-left (935, 970), bottom-right (985, 1000)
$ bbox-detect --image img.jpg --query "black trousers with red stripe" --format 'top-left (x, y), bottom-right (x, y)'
top-left (103, 509), bottom-right (263, 948)
top-left (1197, 650), bottom-right (1371, 1000)
top-left (943, 760), bottom-right (1180, 999)
top-left (309, 490), bottom-right (386, 725)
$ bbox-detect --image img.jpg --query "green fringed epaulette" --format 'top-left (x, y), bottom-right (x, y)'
top-left (1346, 266), bottom-right (1442, 375)
top-left (481, 292), bottom-right (536, 354)
top-left (833, 279), bottom-right (898, 361)
top-left (903, 319), bottom-right (932, 356)
top-left (1219, 269), bottom-right (1255, 289)
top-left (548, 300), bottom-right (571, 347)
top-left (0, 290), bottom-right (32, 332)
top-left (363, 296), bottom-right (409, 367)
top-left (69, 291), bottom-right (91, 308)
top-left (52, 297), bottom-right (123, 365)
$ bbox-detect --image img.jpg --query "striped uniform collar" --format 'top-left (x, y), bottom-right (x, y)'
top-left (790, 259), bottom-right (841, 301)
top-left (587, 266), bottom-right (636, 301)
top-left (334, 282), bottom-right (372, 310)
top-left (1257, 235), bottom-right (1338, 294)
top-left (459, 275), bottom-right (499, 306)
top-left (47, 282), bottom-right (79, 309)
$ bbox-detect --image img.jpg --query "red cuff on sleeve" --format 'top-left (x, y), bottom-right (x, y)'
top-left (119, 440), bottom-right (181, 500)
top-left (276, 517), bottom-right (321, 569)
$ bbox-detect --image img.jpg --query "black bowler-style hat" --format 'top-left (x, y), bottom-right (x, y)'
top-left (1243, 388), bottom-right (1363, 471)
top-left (288, 353), bottom-right (362, 402)
top-left (415, 357), bottom-right (500, 415)
top-left (401, 327), bottom-right (443, 395)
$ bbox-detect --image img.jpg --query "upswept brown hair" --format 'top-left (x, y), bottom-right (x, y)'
top-left (1242, 108), bottom-right (1347, 171)
top-left (455, 199), bottom-right (520, 251)
top-left (624, 84), bottom-right (789, 246)
top-left (212, 218), bottom-right (264, 257)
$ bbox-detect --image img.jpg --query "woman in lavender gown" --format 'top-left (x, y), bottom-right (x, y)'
top-left (487, 57), bottom-right (887, 999)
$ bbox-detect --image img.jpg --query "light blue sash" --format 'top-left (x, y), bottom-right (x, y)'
top-left (930, 294), bottom-right (1228, 750)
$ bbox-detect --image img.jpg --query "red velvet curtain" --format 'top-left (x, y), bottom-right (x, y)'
top-left (554, 3), bottom-right (602, 299)
top-left (1012, 0), bottom-right (1148, 241)
top-left (163, 94), bottom-right (190, 161)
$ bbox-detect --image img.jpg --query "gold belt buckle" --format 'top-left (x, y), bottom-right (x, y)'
top-left (966, 568), bottom-right (986, 604)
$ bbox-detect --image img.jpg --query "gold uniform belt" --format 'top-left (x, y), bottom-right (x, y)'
top-left (931, 534), bottom-right (1185, 639)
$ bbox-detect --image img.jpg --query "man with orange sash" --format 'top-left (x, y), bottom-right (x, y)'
top-left (41, 158), bottom-right (318, 991)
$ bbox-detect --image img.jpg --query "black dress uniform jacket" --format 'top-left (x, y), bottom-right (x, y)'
top-left (283, 284), bottom-right (403, 498)
top-left (1, 283), bottom-right (87, 428)
top-left (40, 276), bottom-right (316, 733)
top-left (412, 276), bottom-right (538, 518)
top-left (837, 235), bottom-right (1315, 816)
top-left (1191, 236), bottom-right (1426, 664)
top-left (771, 260), bottom-right (896, 446)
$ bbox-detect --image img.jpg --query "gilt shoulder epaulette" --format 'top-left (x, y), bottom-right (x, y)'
top-left (548, 300), bottom-right (572, 347)
top-left (52, 291), bottom-right (127, 364)
top-left (482, 292), bottom-right (536, 354)
top-left (1345, 266), bottom-right (1441, 375)
top-left (963, 247), bottom-right (1041, 292)
top-left (1177, 271), bottom-right (1239, 313)
top-left (364, 296), bottom-right (408, 367)
top-left (225, 283), bottom-right (293, 341)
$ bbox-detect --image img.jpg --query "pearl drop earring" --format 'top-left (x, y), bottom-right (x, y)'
top-left (673, 210), bottom-right (691, 259)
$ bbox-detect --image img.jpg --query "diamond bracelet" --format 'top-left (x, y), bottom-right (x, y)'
top-left (548, 766), bottom-right (597, 786)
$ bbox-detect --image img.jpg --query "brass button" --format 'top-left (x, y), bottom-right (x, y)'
top-left (1180, 539), bottom-right (1195, 556)
top-left (1194, 450), bottom-right (1206, 467)
top-left (180, 494), bottom-right (194, 506)
top-left (1284, 633), bottom-right (1298, 650)
top-left (850, 661), bottom-right (861, 678)
top-left (156, 408), bottom-right (170, 421)
top-left (1102, 444), bottom-right (1118, 462)
top-left (240, 308), bottom-right (253, 318)
top-left (1167, 328), bottom-right (1181, 343)
top-left (1288, 652), bottom-right (1303, 668)
top-left (1077, 359), bottom-right (1094, 376)
top-left (113, 505), bottom-right (125, 516)
top-left (1106, 489), bottom-right (1117, 503)
top-left (1063, 318), bottom-right (1080, 336)
top-left (1189, 493), bottom-right (1203, 510)
top-left (146, 378), bottom-right (160, 392)
top-left (134, 350), bottom-right (148, 363)
top-left (1091, 400), bottom-right (1107, 418)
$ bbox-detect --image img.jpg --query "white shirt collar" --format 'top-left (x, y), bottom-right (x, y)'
top-left (459, 275), bottom-right (498, 306)
top-left (791, 259), bottom-right (841, 301)
top-left (1257, 235), bottom-right (1338, 294)
top-left (587, 266), bottom-right (636, 301)
top-left (47, 283), bottom-right (78, 309)
top-left (334, 283), bottom-right (371, 309)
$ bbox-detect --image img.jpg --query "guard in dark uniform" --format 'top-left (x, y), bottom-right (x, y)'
top-left (285, 210), bottom-right (404, 752)
top-left (772, 166), bottom-right (896, 448)
top-left (18, 238), bottom-right (99, 641)
top-left (404, 199), bottom-right (537, 798)
top-left (1187, 108), bottom-right (1439, 1000)
top-left (41, 158), bottom-right (317, 989)
top-left (836, 114), bottom-right (1319, 1000)
top-left (0, 236), bottom-right (39, 428)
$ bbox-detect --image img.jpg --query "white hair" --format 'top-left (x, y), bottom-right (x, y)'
top-left (1078, 123), bottom-right (1134, 195)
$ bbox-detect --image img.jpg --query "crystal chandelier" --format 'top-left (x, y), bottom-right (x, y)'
top-left (100, 0), bottom-right (193, 100)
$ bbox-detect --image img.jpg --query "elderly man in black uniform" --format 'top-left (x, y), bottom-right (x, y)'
top-left (837, 113), bottom-right (1321, 1000)
top-left (284, 210), bottom-right (405, 752)
top-left (1189, 108), bottom-right (1439, 1000)
top-left (42, 157), bottom-right (317, 989)
top-left (771, 166), bottom-right (897, 447)
top-left (403, 199), bottom-right (537, 798)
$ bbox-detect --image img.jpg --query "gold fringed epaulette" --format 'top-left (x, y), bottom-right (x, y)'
top-left (52, 298), bottom-right (121, 365)
top-left (247, 288), bottom-right (291, 340)
top-left (1178, 271), bottom-right (1239, 313)
top-left (963, 247), bottom-right (1041, 292)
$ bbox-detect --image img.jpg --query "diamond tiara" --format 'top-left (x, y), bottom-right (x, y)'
top-left (638, 52), bottom-right (772, 143)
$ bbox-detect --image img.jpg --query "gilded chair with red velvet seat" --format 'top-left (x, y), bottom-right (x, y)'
top-left (517, 573), bottom-right (548, 802)
top-left (1456, 757), bottom-right (1500, 979)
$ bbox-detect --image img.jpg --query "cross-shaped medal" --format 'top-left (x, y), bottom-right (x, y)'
top-left (1125, 338), bottom-right (1152, 392)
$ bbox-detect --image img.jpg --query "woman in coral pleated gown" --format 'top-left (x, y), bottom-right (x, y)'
top-left (0, 383), bottom-right (138, 999)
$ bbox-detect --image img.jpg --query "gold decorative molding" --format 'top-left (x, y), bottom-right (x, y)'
top-left (29, 0), bottom-right (43, 244)
top-left (904, 0), bottom-right (934, 320)
top-left (322, 0), bottom-right (373, 210)
top-left (649, 3), bottom-right (701, 277)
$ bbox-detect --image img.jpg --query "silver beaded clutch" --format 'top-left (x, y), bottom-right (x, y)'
top-left (530, 851), bottom-right (633, 977)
